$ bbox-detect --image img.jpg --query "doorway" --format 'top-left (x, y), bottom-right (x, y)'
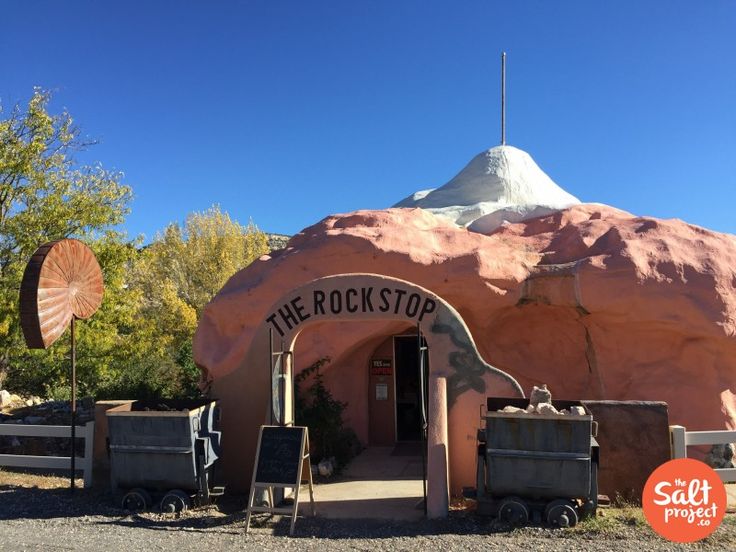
top-left (393, 335), bottom-right (427, 442)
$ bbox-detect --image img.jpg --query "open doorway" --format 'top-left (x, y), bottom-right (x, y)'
top-left (394, 335), bottom-right (422, 442)
top-left (291, 329), bottom-right (428, 520)
top-left (367, 332), bottom-right (429, 446)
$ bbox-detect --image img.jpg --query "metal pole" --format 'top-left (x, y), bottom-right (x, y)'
top-left (501, 52), bottom-right (506, 146)
top-left (417, 323), bottom-right (427, 516)
top-left (279, 340), bottom-right (286, 427)
top-left (290, 350), bottom-right (295, 426)
top-left (268, 328), bottom-right (274, 425)
top-left (70, 315), bottom-right (76, 492)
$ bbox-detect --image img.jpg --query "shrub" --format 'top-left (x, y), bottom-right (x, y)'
top-left (294, 357), bottom-right (361, 469)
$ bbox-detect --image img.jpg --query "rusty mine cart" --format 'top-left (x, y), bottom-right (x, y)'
top-left (473, 397), bottom-right (600, 527)
top-left (106, 399), bottom-right (224, 513)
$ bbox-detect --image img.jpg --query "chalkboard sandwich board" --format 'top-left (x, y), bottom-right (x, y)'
top-left (244, 425), bottom-right (315, 535)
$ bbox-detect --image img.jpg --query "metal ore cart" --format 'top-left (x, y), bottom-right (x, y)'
top-left (474, 397), bottom-right (599, 527)
top-left (106, 398), bottom-right (224, 512)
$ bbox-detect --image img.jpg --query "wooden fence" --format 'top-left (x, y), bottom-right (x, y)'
top-left (670, 424), bottom-right (736, 484)
top-left (0, 421), bottom-right (95, 487)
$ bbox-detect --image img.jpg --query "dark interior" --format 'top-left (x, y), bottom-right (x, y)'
top-left (394, 335), bottom-right (426, 441)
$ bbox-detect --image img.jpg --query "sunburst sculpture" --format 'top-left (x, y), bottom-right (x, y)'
top-left (20, 239), bottom-right (103, 349)
top-left (18, 238), bottom-right (104, 492)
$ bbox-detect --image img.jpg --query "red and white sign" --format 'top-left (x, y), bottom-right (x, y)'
top-left (370, 359), bottom-right (392, 376)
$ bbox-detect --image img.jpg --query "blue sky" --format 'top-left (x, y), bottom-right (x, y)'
top-left (2, 1), bottom-right (735, 239)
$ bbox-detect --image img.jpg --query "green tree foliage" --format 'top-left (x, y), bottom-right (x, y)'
top-left (295, 357), bottom-right (362, 469)
top-left (120, 206), bottom-right (269, 398)
top-left (1, 90), bottom-right (270, 400)
top-left (0, 89), bottom-right (133, 394)
top-left (135, 206), bottom-right (269, 316)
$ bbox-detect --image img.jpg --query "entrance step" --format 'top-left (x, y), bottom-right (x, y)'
top-left (343, 446), bottom-right (423, 480)
top-left (306, 447), bottom-right (425, 520)
top-left (310, 479), bottom-right (424, 520)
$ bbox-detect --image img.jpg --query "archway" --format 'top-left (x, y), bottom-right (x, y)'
top-left (209, 273), bottom-right (523, 518)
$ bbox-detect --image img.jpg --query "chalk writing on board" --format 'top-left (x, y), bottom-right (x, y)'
top-left (255, 426), bottom-right (305, 485)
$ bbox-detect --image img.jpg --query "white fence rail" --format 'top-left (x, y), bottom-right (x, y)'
top-left (0, 421), bottom-right (95, 487)
top-left (670, 424), bottom-right (736, 484)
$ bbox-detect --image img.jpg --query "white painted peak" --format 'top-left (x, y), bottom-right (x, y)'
top-left (394, 145), bottom-right (581, 230)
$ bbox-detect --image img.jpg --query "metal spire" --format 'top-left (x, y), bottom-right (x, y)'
top-left (501, 51), bottom-right (506, 146)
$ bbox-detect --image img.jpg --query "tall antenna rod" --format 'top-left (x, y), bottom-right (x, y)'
top-left (501, 51), bottom-right (506, 145)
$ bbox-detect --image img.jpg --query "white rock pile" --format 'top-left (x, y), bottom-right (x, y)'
top-left (497, 384), bottom-right (587, 416)
top-left (0, 389), bottom-right (43, 410)
top-left (0, 389), bottom-right (93, 427)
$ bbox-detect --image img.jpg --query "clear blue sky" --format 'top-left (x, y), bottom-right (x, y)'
top-left (2, 1), bottom-right (735, 239)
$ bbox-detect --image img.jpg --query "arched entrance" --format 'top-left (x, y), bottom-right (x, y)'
top-left (209, 273), bottom-right (523, 518)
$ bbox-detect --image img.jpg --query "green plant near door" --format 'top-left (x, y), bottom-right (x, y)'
top-left (294, 357), bottom-right (361, 470)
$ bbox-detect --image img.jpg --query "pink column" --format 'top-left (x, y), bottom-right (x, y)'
top-left (426, 375), bottom-right (449, 518)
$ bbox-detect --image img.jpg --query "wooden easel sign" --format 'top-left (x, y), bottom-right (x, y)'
top-left (244, 425), bottom-right (315, 535)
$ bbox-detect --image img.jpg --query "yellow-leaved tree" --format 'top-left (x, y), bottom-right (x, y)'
top-left (0, 89), bottom-right (136, 396)
top-left (119, 207), bottom-right (270, 397)
top-left (1, 90), bottom-right (271, 400)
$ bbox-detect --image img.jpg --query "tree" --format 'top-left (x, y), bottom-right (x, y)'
top-left (135, 207), bottom-right (269, 315)
top-left (1, 90), bottom-right (271, 400)
top-left (125, 206), bottom-right (269, 397)
top-left (0, 89), bottom-right (134, 394)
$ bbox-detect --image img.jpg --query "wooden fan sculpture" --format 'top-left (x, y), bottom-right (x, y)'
top-left (19, 239), bottom-right (104, 491)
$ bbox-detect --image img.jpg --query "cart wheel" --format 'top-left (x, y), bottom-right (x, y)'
top-left (121, 488), bottom-right (151, 512)
top-left (497, 496), bottom-right (529, 525)
top-left (161, 490), bottom-right (191, 513)
top-left (544, 499), bottom-right (579, 528)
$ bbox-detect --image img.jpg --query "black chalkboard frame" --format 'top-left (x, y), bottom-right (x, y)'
top-left (244, 425), bottom-right (315, 535)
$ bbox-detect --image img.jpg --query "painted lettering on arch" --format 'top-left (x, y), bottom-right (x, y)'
top-left (265, 286), bottom-right (437, 337)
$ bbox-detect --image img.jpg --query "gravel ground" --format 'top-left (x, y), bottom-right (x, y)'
top-left (1, 470), bottom-right (735, 551)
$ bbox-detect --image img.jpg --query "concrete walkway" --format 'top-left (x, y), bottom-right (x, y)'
top-left (306, 452), bottom-right (736, 517)
top-left (308, 446), bottom-right (426, 520)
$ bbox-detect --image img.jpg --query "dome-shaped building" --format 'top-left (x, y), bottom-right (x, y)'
top-left (194, 140), bottom-right (736, 518)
